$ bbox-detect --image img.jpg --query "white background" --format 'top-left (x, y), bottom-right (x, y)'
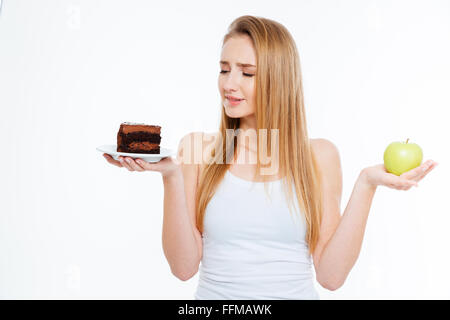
top-left (1, 0), bottom-right (449, 299)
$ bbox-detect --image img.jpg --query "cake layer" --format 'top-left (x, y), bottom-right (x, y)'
top-left (117, 141), bottom-right (160, 154)
top-left (119, 132), bottom-right (161, 144)
top-left (120, 123), bottom-right (161, 134)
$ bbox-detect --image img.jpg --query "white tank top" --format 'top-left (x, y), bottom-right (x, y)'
top-left (194, 170), bottom-right (319, 300)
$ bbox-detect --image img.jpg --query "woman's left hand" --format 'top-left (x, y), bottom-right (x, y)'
top-left (361, 160), bottom-right (439, 190)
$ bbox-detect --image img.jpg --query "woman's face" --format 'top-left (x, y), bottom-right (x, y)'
top-left (218, 34), bottom-right (257, 119)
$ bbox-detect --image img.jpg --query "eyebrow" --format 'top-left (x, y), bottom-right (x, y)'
top-left (220, 60), bottom-right (256, 68)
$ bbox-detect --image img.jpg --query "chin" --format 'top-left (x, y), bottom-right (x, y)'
top-left (223, 107), bottom-right (242, 118)
top-left (224, 106), bottom-right (253, 119)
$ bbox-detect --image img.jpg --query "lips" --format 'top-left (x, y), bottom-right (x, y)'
top-left (225, 95), bottom-right (244, 102)
top-left (225, 95), bottom-right (244, 107)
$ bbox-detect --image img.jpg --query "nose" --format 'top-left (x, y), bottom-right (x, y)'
top-left (222, 71), bottom-right (239, 92)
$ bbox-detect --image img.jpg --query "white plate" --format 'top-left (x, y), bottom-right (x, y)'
top-left (96, 144), bottom-right (174, 163)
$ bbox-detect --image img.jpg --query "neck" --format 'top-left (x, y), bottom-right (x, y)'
top-left (236, 114), bottom-right (258, 154)
top-left (238, 114), bottom-right (257, 131)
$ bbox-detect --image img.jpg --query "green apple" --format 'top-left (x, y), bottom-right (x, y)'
top-left (383, 138), bottom-right (423, 176)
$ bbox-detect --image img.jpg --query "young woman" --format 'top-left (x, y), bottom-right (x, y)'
top-left (103, 16), bottom-right (438, 299)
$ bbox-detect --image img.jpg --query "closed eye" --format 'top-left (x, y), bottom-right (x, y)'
top-left (220, 70), bottom-right (255, 77)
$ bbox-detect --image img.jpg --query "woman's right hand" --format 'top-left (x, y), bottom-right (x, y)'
top-left (102, 153), bottom-right (181, 178)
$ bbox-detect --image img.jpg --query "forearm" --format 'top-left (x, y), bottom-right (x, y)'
top-left (161, 170), bottom-right (200, 279)
top-left (316, 170), bottom-right (377, 289)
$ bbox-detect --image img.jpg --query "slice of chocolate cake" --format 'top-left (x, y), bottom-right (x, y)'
top-left (117, 122), bottom-right (161, 154)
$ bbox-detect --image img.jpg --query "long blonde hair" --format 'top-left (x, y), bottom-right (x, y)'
top-left (195, 15), bottom-right (323, 254)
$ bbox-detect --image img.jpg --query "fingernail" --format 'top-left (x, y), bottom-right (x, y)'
top-left (126, 158), bottom-right (131, 163)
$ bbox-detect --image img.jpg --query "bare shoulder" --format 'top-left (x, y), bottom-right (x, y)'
top-left (310, 137), bottom-right (343, 201)
top-left (177, 131), bottom-right (220, 180)
top-left (310, 138), bottom-right (340, 159)
top-left (177, 131), bottom-right (213, 160)
top-left (198, 131), bottom-right (221, 176)
top-left (310, 138), bottom-right (342, 184)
